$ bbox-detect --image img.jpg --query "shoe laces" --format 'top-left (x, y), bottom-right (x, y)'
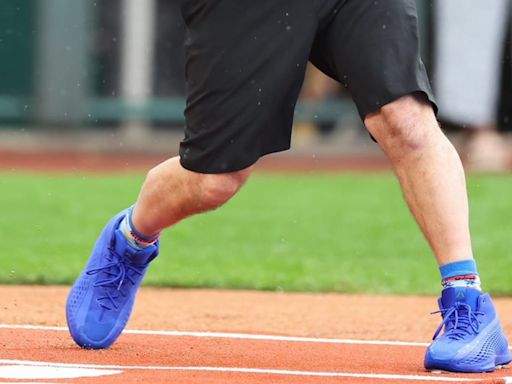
top-left (86, 246), bottom-right (146, 311)
top-left (432, 303), bottom-right (485, 341)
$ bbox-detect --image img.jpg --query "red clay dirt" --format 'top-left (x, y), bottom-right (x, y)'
top-left (0, 149), bottom-right (391, 173)
top-left (1, 286), bottom-right (512, 384)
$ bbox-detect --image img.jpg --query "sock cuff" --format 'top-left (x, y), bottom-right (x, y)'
top-left (439, 259), bottom-right (478, 280)
top-left (127, 207), bottom-right (159, 243)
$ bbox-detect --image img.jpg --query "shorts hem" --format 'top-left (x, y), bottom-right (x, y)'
top-left (179, 145), bottom-right (291, 174)
top-left (360, 89), bottom-right (438, 121)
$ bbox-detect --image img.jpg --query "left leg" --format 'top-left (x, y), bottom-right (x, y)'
top-left (367, 93), bottom-right (512, 373)
top-left (310, 0), bottom-right (511, 372)
top-left (365, 93), bottom-right (472, 266)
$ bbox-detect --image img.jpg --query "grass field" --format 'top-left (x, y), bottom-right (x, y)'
top-left (2, 171), bottom-right (512, 295)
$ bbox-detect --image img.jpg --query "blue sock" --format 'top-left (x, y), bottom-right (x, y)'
top-left (439, 259), bottom-right (481, 291)
top-left (118, 207), bottom-right (159, 250)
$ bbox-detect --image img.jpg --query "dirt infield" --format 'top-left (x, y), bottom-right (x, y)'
top-left (2, 286), bottom-right (512, 383)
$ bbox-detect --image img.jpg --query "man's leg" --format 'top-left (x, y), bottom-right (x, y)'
top-left (66, 159), bottom-right (250, 349)
top-left (364, 93), bottom-right (472, 266)
top-left (67, 0), bottom-right (319, 350)
top-left (365, 93), bottom-right (511, 372)
top-left (132, 157), bottom-right (251, 236)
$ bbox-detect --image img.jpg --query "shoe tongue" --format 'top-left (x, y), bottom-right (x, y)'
top-left (441, 287), bottom-right (480, 310)
top-left (113, 230), bottom-right (157, 265)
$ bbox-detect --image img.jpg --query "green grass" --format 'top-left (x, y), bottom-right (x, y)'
top-left (1, 171), bottom-right (512, 295)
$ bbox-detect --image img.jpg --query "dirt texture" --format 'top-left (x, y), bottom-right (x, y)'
top-left (1, 286), bottom-right (512, 384)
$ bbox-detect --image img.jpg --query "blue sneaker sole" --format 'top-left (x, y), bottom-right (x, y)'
top-left (425, 353), bottom-right (512, 373)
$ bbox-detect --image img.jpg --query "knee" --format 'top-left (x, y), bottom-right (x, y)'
top-left (196, 170), bottom-right (250, 210)
top-left (143, 159), bottom-right (251, 216)
top-left (366, 93), bottom-right (437, 154)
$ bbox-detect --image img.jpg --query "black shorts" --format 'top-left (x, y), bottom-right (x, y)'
top-left (179, 0), bottom-right (437, 173)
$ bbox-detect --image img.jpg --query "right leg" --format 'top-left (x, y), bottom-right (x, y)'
top-left (67, 0), bottom-right (319, 349)
top-left (132, 157), bottom-right (251, 237)
top-left (66, 157), bottom-right (251, 349)
top-left (66, 159), bottom-right (251, 350)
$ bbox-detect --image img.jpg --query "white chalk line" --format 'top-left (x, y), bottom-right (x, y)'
top-left (0, 323), bottom-right (430, 347)
top-left (1, 326), bottom-right (512, 382)
top-left (0, 359), bottom-right (500, 382)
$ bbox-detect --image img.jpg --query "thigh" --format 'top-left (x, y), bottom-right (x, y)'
top-left (310, 0), bottom-right (437, 120)
top-left (179, 0), bottom-right (317, 174)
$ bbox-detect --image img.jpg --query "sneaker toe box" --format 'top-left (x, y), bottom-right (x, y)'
top-left (82, 312), bottom-right (117, 344)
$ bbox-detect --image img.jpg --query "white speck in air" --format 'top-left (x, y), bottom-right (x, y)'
top-left (382, 24), bottom-right (387, 29)
top-left (285, 12), bottom-right (289, 16)
top-left (286, 25), bottom-right (291, 31)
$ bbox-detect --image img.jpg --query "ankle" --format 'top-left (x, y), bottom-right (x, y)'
top-left (440, 260), bottom-right (482, 291)
top-left (119, 207), bottom-right (160, 250)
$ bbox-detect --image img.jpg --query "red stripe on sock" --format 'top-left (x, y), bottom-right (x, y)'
top-left (442, 274), bottom-right (478, 283)
top-left (130, 230), bottom-right (159, 244)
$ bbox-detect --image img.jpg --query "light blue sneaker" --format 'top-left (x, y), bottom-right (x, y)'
top-left (425, 287), bottom-right (512, 373)
top-left (66, 210), bottom-right (159, 349)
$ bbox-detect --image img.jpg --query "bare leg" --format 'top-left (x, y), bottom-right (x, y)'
top-left (131, 157), bottom-right (251, 236)
top-left (364, 94), bottom-right (473, 266)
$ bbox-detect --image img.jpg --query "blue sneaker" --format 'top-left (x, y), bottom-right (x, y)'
top-left (66, 210), bottom-right (159, 349)
top-left (425, 287), bottom-right (512, 373)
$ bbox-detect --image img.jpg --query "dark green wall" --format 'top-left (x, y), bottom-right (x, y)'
top-left (0, 0), bottom-right (36, 96)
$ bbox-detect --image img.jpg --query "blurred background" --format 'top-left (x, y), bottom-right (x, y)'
top-left (1, 0), bottom-right (511, 169)
top-left (1, 0), bottom-right (512, 294)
